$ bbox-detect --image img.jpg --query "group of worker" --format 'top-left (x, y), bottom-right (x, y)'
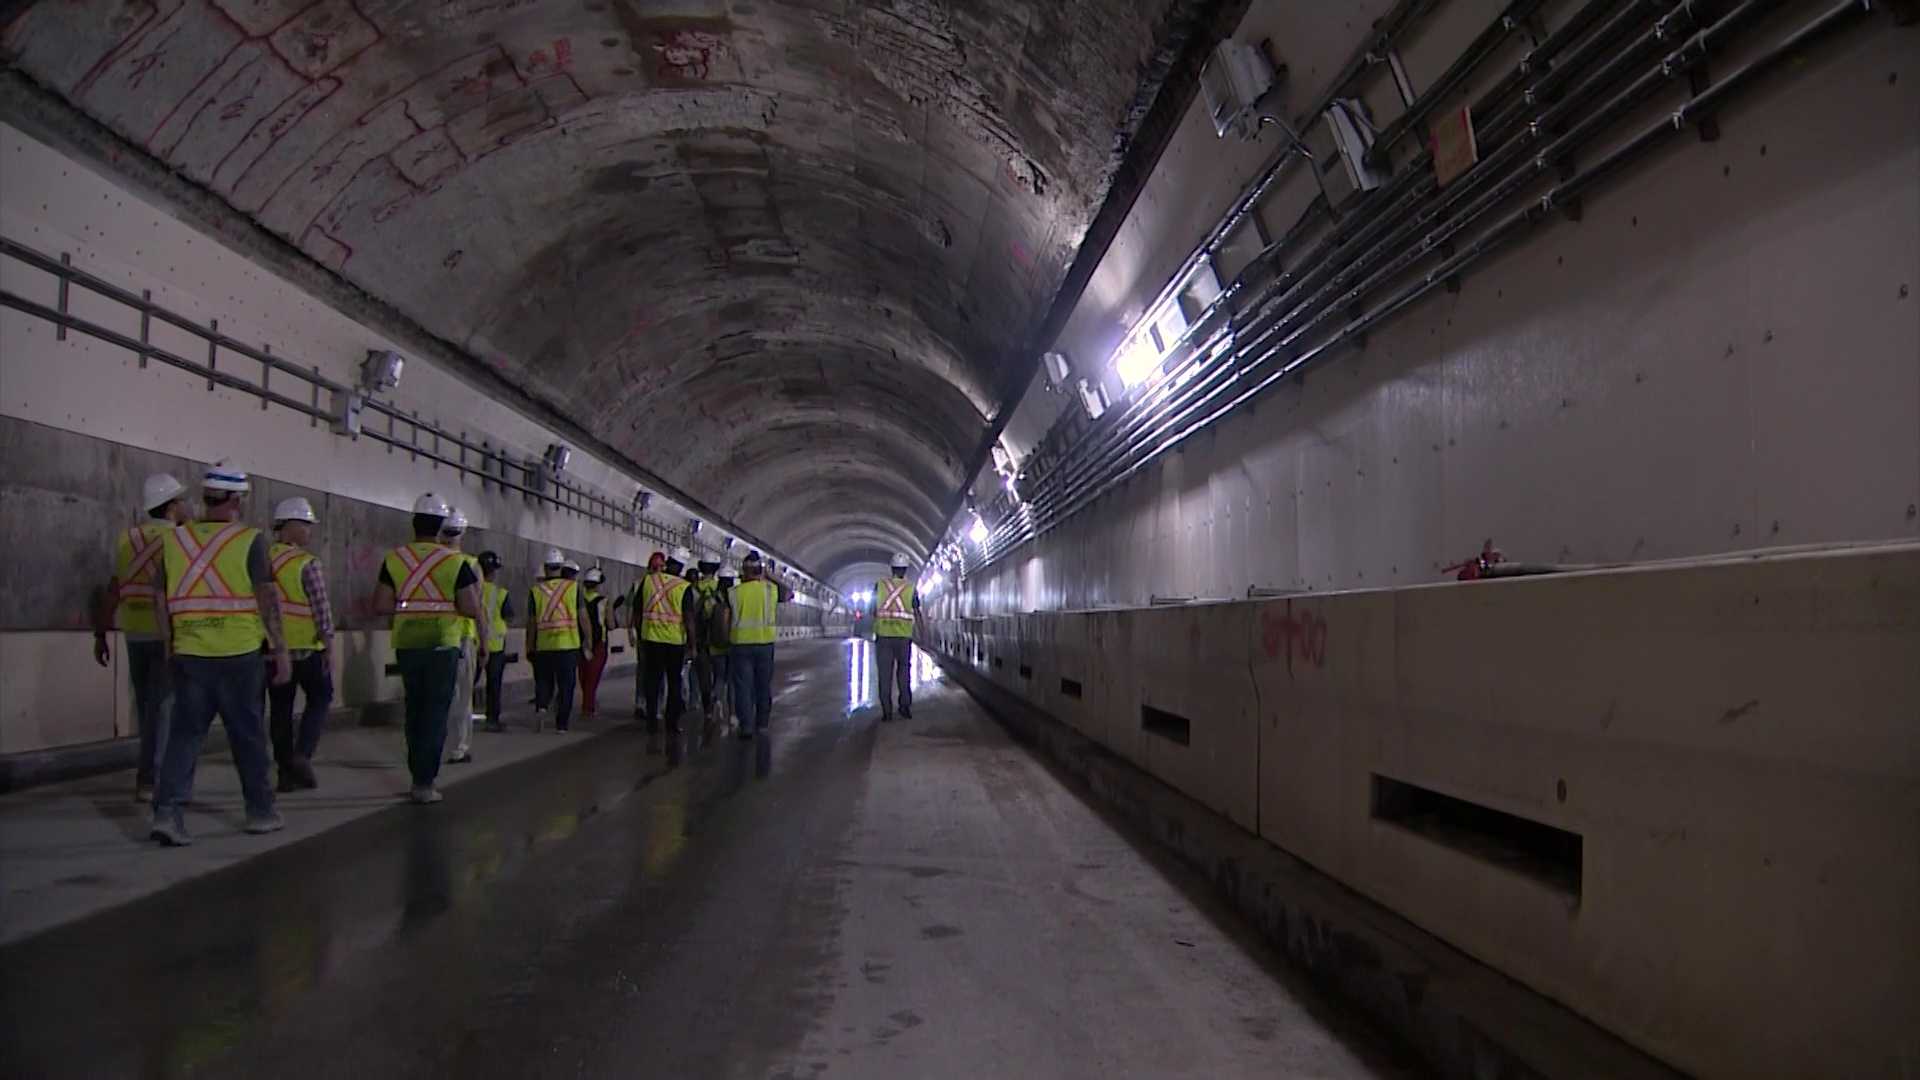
top-left (94, 463), bottom-right (810, 845)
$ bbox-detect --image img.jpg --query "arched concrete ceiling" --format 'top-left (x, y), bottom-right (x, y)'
top-left (4, 0), bottom-right (1219, 575)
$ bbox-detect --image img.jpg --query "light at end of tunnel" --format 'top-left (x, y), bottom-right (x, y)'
top-left (967, 516), bottom-right (989, 546)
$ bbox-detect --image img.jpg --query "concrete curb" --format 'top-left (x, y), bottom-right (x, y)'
top-left (931, 649), bottom-right (1683, 1080)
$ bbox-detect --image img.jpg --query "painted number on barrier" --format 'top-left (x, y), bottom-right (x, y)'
top-left (1261, 600), bottom-right (1327, 675)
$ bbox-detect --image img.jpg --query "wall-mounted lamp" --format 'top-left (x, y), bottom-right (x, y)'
top-left (688, 517), bottom-right (703, 535)
top-left (360, 350), bottom-right (404, 394)
top-left (543, 443), bottom-right (572, 474)
top-left (633, 489), bottom-right (653, 512)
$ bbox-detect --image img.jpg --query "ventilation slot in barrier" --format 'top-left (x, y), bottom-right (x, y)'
top-left (1371, 775), bottom-right (1583, 899)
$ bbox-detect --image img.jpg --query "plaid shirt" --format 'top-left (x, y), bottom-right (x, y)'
top-left (298, 559), bottom-right (334, 653)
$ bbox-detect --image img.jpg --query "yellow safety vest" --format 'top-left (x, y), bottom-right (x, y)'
top-left (385, 541), bottom-right (467, 650)
top-left (162, 520), bottom-right (263, 658)
top-left (481, 581), bottom-right (509, 652)
top-left (875, 578), bottom-right (916, 638)
top-left (269, 542), bottom-right (324, 652)
top-left (114, 522), bottom-right (170, 637)
top-left (454, 553), bottom-right (480, 644)
top-left (729, 579), bottom-right (779, 645)
top-left (640, 572), bottom-right (690, 645)
top-left (531, 578), bottom-right (581, 651)
top-left (695, 578), bottom-right (728, 654)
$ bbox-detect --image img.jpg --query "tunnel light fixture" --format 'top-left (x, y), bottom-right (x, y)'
top-left (722, 535), bottom-right (736, 550)
top-left (688, 517), bottom-right (703, 535)
top-left (967, 515), bottom-right (989, 546)
top-left (359, 349), bottom-right (404, 394)
top-left (1113, 332), bottom-right (1161, 389)
top-left (543, 443), bottom-right (572, 474)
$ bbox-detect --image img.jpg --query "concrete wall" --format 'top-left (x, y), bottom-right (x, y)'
top-left (927, 543), bottom-right (1920, 1079)
top-left (962, 1), bottom-right (1918, 613)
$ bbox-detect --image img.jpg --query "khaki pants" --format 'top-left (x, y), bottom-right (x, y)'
top-left (448, 639), bottom-right (476, 758)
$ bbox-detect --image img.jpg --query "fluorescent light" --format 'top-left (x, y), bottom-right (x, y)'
top-left (968, 516), bottom-right (989, 545)
top-left (1114, 334), bottom-right (1160, 389)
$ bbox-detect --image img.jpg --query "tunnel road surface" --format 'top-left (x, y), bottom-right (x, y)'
top-left (0, 639), bottom-right (1412, 1079)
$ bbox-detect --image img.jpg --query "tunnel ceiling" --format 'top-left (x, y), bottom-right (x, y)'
top-left (4, 0), bottom-right (1215, 578)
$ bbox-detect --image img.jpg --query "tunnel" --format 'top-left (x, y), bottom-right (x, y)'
top-left (0, 0), bottom-right (1915, 1076)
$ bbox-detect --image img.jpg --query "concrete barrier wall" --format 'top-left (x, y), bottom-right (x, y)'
top-left (925, 543), bottom-right (1920, 1079)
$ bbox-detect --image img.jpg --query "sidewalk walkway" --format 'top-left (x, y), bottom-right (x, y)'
top-left (0, 671), bottom-right (648, 944)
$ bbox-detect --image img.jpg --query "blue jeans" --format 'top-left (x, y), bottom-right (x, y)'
top-left (268, 651), bottom-right (333, 766)
top-left (396, 648), bottom-right (458, 788)
top-left (153, 652), bottom-right (274, 820)
top-left (126, 639), bottom-right (172, 787)
top-left (730, 644), bottom-right (775, 733)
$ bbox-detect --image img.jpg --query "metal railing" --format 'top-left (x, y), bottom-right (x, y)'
top-left (0, 235), bottom-right (638, 531)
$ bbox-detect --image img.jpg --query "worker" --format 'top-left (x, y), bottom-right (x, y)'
top-left (728, 550), bottom-right (793, 740)
top-left (707, 562), bottom-right (738, 728)
top-left (476, 551), bottom-right (513, 732)
top-left (149, 462), bottom-right (290, 845)
top-left (578, 566), bottom-right (609, 716)
top-left (633, 546), bottom-right (695, 739)
top-left (440, 508), bottom-right (481, 765)
top-left (91, 473), bottom-right (191, 803)
top-left (527, 551), bottom-right (589, 732)
top-left (688, 554), bottom-right (724, 720)
top-left (265, 497), bottom-right (335, 789)
top-left (874, 553), bottom-right (922, 722)
top-left (372, 492), bottom-right (487, 804)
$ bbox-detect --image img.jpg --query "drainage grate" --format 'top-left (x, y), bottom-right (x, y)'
top-left (1372, 775), bottom-right (1582, 898)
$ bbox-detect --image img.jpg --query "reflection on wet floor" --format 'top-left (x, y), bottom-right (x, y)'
top-left (844, 636), bottom-right (940, 713)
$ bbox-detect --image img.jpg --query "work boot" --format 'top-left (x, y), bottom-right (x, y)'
top-left (447, 751), bottom-right (474, 765)
top-left (881, 711), bottom-right (894, 723)
top-left (149, 812), bottom-right (192, 847)
top-left (483, 720), bottom-right (506, 733)
top-left (292, 755), bottom-right (319, 789)
top-left (900, 706), bottom-right (913, 720)
top-left (409, 786), bottom-right (443, 804)
top-left (277, 771), bottom-right (301, 793)
top-left (134, 783), bottom-right (154, 804)
top-left (244, 812), bottom-right (285, 835)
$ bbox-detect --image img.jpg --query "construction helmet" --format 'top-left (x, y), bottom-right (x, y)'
top-left (412, 491), bottom-right (451, 517)
top-left (584, 566), bottom-right (605, 585)
top-left (202, 461), bottom-right (250, 493)
top-left (562, 558), bottom-right (581, 573)
top-left (669, 545), bottom-right (693, 566)
top-left (542, 546), bottom-right (565, 566)
top-left (478, 551), bottom-right (502, 572)
top-left (442, 506), bottom-right (468, 533)
top-left (273, 496), bottom-right (317, 524)
top-left (743, 549), bottom-right (764, 564)
top-left (889, 552), bottom-right (911, 568)
top-left (718, 563), bottom-right (738, 580)
top-left (142, 474), bottom-right (186, 512)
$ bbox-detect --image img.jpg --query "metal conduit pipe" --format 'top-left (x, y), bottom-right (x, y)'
top-left (1362, 0), bottom-right (1554, 168)
top-left (997, 1), bottom-right (1636, 549)
top-left (980, 0), bottom-right (1874, 565)
top-left (989, 0), bottom-right (1666, 547)
top-left (997, 0), bottom-right (1768, 553)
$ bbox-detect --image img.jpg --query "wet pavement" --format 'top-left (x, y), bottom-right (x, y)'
top-left (0, 639), bottom-right (1414, 1079)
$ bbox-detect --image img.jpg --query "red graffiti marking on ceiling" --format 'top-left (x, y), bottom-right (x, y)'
top-left (655, 29), bottom-right (721, 81)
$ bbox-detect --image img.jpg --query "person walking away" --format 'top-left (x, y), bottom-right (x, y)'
top-left (728, 551), bottom-right (793, 740)
top-left (439, 508), bottom-right (481, 765)
top-left (149, 462), bottom-right (291, 845)
top-left (527, 555), bottom-right (589, 732)
top-left (266, 497), bottom-right (335, 789)
top-left (476, 551), bottom-right (513, 732)
top-left (634, 546), bottom-right (695, 739)
top-left (529, 549), bottom-right (564, 724)
top-left (92, 473), bottom-right (190, 803)
top-left (874, 552), bottom-right (921, 722)
top-left (373, 493), bottom-right (486, 804)
top-left (578, 566), bottom-right (609, 715)
top-left (630, 550), bottom-right (665, 716)
top-left (688, 555), bottom-right (723, 721)
top-left (708, 562), bottom-right (738, 729)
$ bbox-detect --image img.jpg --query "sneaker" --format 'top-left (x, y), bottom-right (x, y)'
top-left (881, 713), bottom-right (894, 723)
top-left (410, 787), bottom-right (443, 804)
top-left (447, 751), bottom-right (474, 765)
top-left (244, 812), bottom-right (285, 835)
top-left (149, 814), bottom-right (192, 847)
top-left (483, 721), bottom-right (506, 733)
top-left (900, 707), bottom-right (913, 720)
top-left (133, 784), bottom-right (154, 804)
top-left (736, 728), bottom-right (755, 741)
top-left (277, 773), bottom-right (301, 793)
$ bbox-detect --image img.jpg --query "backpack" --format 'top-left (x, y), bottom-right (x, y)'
top-left (697, 587), bottom-right (731, 650)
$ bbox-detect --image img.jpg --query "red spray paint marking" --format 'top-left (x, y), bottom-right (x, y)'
top-left (1260, 599), bottom-right (1327, 676)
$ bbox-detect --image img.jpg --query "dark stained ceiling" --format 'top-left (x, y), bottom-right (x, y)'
top-left (3, 0), bottom-right (1223, 580)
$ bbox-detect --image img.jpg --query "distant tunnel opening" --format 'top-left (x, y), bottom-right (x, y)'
top-left (1371, 775), bottom-right (1582, 899)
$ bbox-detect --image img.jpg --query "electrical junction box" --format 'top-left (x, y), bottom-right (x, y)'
top-left (1317, 98), bottom-right (1389, 208)
top-left (1202, 40), bottom-right (1278, 140)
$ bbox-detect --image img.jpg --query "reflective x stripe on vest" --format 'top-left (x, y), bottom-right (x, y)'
top-left (115, 523), bottom-right (168, 636)
top-left (533, 578), bottom-right (581, 651)
top-left (163, 520), bottom-right (263, 657)
top-left (387, 542), bottom-right (465, 649)
top-left (875, 578), bottom-right (915, 638)
top-left (729, 579), bottom-right (777, 646)
top-left (481, 581), bottom-right (509, 652)
top-left (270, 542), bottom-right (322, 652)
top-left (641, 572), bottom-right (689, 645)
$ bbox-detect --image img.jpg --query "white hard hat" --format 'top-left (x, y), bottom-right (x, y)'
top-left (543, 546), bottom-right (564, 566)
top-left (562, 559), bottom-right (581, 572)
top-left (441, 506), bottom-right (468, 533)
top-left (669, 545), bottom-right (693, 565)
top-left (412, 491), bottom-right (450, 517)
top-left (584, 566), bottom-right (605, 584)
top-left (273, 496), bottom-right (316, 524)
top-left (141, 474), bottom-right (186, 512)
top-left (202, 461), bottom-right (250, 493)
top-left (719, 563), bottom-right (738, 579)
top-left (890, 552), bottom-right (911, 568)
